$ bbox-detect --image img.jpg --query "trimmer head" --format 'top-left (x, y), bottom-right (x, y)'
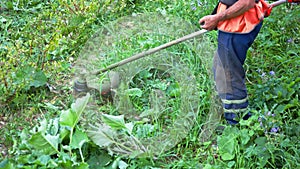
top-left (73, 71), bottom-right (120, 98)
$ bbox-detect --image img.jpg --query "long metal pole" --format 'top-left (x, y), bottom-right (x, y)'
top-left (92, 29), bottom-right (208, 75)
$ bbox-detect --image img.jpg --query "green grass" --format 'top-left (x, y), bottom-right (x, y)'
top-left (0, 0), bottom-right (299, 168)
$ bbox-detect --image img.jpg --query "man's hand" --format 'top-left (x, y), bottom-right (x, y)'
top-left (199, 0), bottom-right (256, 30)
top-left (199, 15), bottom-right (220, 31)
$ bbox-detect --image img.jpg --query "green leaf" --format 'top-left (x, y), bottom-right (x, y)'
top-left (28, 119), bottom-right (60, 155)
top-left (221, 152), bottom-right (235, 161)
top-left (240, 129), bottom-right (250, 145)
top-left (60, 127), bottom-right (70, 141)
top-left (60, 93), bottom-right (90, 129)
top-left (28, 132), bottom-right (60, 155)
top-left (30, 69), bottom-right (47, 88)
top-left (138, 70), bottom-right (152, 79)
top-left (33, 155), bottom-right (51, 166)
top-left (126, 88), bottom-right (143, 97)
top-left (70, 127), bottom-right (89, 149)
top-left (16, 66), bottom-right (48, 88)
top-left (227, 161), bottom-right (236, 168)
top-left (101, 114), bottom-right (126, 130)
top-left (166, 82), bottom-right (180, 97)
top-left (217, 133), bottom-right (236, 161)
top-left (255, 137), bottom-right (267, 146)
top-left (87, 150), bottom-right (112, 168)
top-left (87, 123), bottom-right (116, 147)
top-left (60, 109), bottom-right (74, 129)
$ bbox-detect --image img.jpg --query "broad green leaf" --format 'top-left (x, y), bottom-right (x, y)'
top-left (217, 134), bottom-right (236, 161)
top-left (30, 69), bottom-right (47, 87)
top-left (87, 123), bottom-right (116, 147)
top-left (28, 119), bottom-right (60, 155)
top-left (60, 109), bottom-right (74, 128)
top-left (87, 150), bottom-right (112, 168)
top-left (58, 152), bottom-right (72, 162)
top-left (71, 93), bottom-right (90, 115)
top-left (16, 66), bottom-right (48, 88)
top-left (28, 132), bottom-right (59, 155)
top-left (60, 93), bottom-right (90, 128)
top-left (126, 88), bottom-right (143, 97)
top-left (221, 152), bottom-right (235, 161)
top-left (60, 127), bottom-right (70, 141)
top-left (240, 129), bottom-right (250, 145)
top-left (101, 114), bottom-right (126, 130)
top-left (70, 127), bottom-right (89, 149)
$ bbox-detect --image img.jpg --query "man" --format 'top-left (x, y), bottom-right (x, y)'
top-left (199, 0), bottom-right (269, 125)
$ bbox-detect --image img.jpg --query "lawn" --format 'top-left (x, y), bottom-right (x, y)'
top-left (0, 0), bottom-right (299, 168)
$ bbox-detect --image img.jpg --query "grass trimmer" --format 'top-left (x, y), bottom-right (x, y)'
top-left (73, 28), bottom-right (208, 96)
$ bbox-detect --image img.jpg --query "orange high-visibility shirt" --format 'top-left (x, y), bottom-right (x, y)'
top-left (217, 0), bottom-right (269, 33)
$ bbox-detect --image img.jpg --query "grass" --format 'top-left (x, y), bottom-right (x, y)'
top-left (0, 0), bottom-right (299, 168)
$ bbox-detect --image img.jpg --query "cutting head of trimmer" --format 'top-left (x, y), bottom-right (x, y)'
top-left (73, 71), bottom-right (120, 99)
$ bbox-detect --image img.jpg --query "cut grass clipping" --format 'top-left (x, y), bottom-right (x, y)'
top-left (73, 13), bottom-right (218, 157)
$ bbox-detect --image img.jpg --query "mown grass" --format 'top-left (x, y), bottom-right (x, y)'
top-left (0, 0), bottom-right (299, 168)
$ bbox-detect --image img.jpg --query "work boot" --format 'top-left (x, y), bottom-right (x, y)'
top-left (224, 112), bottom-right (252, 125)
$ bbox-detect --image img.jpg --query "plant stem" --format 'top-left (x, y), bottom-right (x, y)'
top-left (79, 148), bottom-right (84, 163)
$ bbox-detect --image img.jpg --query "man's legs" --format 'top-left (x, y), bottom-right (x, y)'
top-left (213, 23), bottom-right (263, 125)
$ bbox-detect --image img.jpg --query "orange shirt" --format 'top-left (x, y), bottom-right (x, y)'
top-left (217, 0), bottom-right (269, 33)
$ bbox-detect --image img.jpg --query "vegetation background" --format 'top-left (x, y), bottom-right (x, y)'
top-left (0, 0), bottom-right (299, 168)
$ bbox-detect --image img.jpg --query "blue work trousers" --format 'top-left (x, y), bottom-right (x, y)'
top-left (213, 22), bottom-right (263, 124)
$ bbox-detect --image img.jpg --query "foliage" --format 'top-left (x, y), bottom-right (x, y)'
top-left (0, 0), bottom-right (139, 105)
top-left (0, 0), bottom-right (299, 169)
top-left (0, 94), bottom-right (90, 168)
